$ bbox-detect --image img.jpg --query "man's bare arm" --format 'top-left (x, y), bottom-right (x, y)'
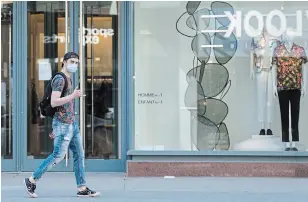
top-left (50, 91), bottom-right (75, 107)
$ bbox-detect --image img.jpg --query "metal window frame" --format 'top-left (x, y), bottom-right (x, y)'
top-left (126, 2), bottom-right (308, 160)
top-left (69, 1), bottom-right (129, 172)
top-left (12, 1), bottom-right (27, 172)
top-left (126, 1), bottom-right (134, 152)
top-left (18, 1), bottom-right (74, 172)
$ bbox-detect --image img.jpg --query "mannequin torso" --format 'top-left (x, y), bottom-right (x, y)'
top-left (250, 32), bottom-right (280, 76)
top-left (272, 41), bottom-right (307, 92)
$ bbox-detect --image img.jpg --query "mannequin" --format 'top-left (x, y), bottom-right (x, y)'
top-left (250, 29), bottom-right (280, 135)
top-left (272, 28), bottom-right (308, 151)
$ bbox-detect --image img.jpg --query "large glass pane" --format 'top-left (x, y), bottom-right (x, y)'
top-left (81, 2), bottom-right (119, 159)
top-left (1, 2), bottom-right (13, 159)
top-left (27, 2), bottom-right (66, 159)
top-left (134, 1), bottom-right (308, 152)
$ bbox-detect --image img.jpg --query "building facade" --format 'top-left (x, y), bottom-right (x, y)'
top-left (2, 1), bottom-right (308, 177)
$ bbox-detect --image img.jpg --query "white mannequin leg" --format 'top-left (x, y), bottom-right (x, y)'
top-left (256, 72), bottom-right (266, 134)
top-left (266, 70), bottom-right (273, 134)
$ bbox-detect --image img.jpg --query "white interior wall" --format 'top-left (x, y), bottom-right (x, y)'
top-left (134, 1), bottom-right (308, 150)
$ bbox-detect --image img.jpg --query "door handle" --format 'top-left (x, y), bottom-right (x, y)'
top-left (65, 0), bottom-right (69, 168)
top-left (79, 0), bottom-right (86, 167)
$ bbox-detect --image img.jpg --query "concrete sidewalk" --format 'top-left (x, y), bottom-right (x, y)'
top-left (2, 172), bottom-right (308, 202)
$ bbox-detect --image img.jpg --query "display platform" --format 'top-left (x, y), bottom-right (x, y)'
top-left (233, 135), bottom-right (306, 152)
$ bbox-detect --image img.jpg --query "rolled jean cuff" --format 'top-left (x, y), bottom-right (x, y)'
top-left (77, 184), bottom-right (86, 188)
top-left (31, 176), bottom-right (39, 182)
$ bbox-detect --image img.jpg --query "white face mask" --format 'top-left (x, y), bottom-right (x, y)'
top-left (66, 64), bottom-right (78, 73)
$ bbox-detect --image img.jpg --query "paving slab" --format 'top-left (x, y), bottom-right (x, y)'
top-left (2, 173), bottom-right (308, 202)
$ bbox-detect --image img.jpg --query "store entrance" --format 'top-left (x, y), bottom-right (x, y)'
top-left (79, 2), bottom-right (122, 171)
top-left (21, 1), bottom-right (123, 172)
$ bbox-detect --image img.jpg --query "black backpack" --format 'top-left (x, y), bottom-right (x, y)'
top-left (39, 72), bottom-right (68, 117)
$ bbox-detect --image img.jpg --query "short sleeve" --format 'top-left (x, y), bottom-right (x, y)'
top-left (51, 75), bottom-right (65, 92)
top-left (301, 48), bottom-right (308, 64)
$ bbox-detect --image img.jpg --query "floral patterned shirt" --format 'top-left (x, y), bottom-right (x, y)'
top-left (51, 74), bottom-right (75, 124)
top-left (251, 34), bottom-right (280, 72)
top-left (272, 43), bottom-right (308, 91)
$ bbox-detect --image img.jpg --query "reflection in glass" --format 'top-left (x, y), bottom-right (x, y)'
top-left (82, 2), bottom-right (119, 159)
top-left (27, 2), bottom-right (66, 159)
top-left (1, 2), bottom-right (13, 159)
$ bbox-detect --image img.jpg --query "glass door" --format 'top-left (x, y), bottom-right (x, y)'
top-left (1, 2), bottom-right (14, 171)
top-left (23, 1), bottom-right (73, 171)
top-left (79, 1), bottom-right (124, 171)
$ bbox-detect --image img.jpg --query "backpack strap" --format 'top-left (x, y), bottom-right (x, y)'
top-left (51, 72), bottom-right (68, 98)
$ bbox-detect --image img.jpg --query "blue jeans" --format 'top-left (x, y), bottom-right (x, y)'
top-left (32, 119), bottom-right (86, 188)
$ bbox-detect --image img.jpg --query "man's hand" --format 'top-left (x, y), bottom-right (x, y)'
top-left (72, 86), bottom-right (82, 98)
top-left (49, 131), bottom-right (55, 139)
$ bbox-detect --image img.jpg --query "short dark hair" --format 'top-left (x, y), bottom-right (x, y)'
top-left (62, 52), bottom-right (79, 67)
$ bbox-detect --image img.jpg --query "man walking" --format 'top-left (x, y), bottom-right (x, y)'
top-left (24, 52), bottom-right (99, 198)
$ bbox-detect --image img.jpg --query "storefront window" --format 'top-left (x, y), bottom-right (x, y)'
top-left (1, 2), bottom-right (13, 159)
top-left (134, 1), bottom-right (308, 152)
